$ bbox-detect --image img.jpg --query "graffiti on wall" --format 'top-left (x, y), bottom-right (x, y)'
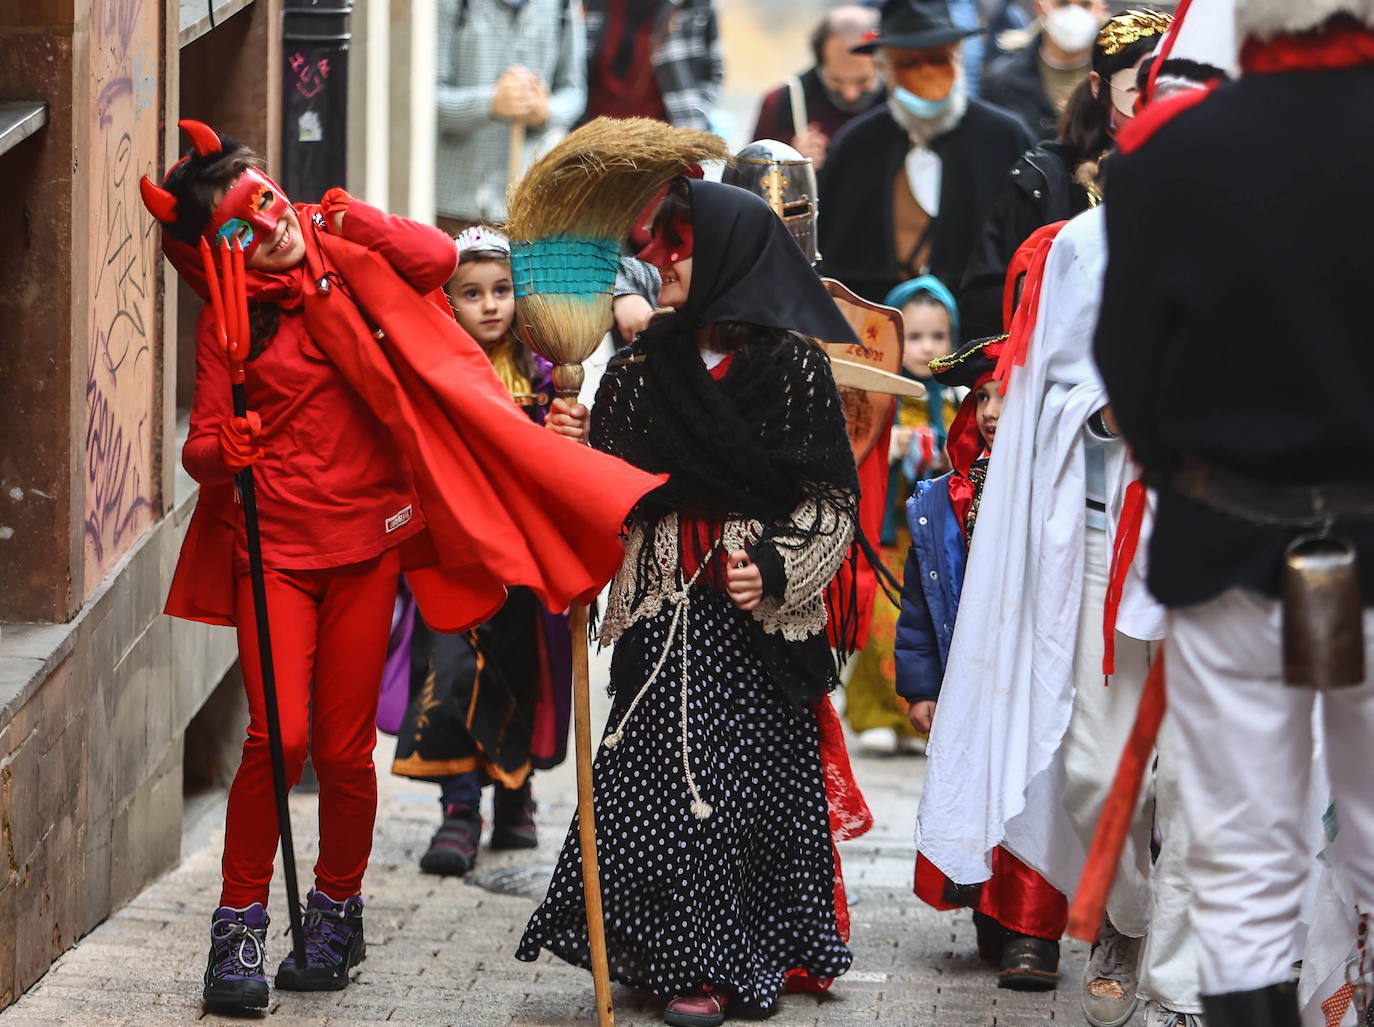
top-left (85, 0), bottom-right (158, 590)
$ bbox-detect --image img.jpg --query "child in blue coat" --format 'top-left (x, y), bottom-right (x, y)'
top-left (894, 334), bottom-right (1072, 991)
top-left (895, 334), bottom-right (1003, 731)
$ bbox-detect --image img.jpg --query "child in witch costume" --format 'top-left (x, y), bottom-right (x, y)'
top-left (391, 226), bottom-right (572, 873)
top-left (525, 178), bottom-right (862, 1026)
top-left (894, 334), bottom-right (1072, 989)
top-left (140, 123), bottom-right (660, 1013)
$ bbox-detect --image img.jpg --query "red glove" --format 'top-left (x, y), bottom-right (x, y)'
top-left (218, 412), bottom-right (263, 473)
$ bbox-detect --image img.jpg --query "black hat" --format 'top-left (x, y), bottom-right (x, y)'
top-left (852, 0), bottom-right (982, 54)
top-left (929, 333), bottom-right (1007, 389)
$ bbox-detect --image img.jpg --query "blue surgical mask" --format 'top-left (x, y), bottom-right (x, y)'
top-left (892, 83), bottom-right (957, 120)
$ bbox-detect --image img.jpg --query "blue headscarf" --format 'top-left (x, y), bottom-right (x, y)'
top-left (884, 275), bottom-right (959, 345)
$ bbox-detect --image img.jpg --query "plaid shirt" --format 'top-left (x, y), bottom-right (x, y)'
top-left (435, 0), bottom-right (587, 222)
top-left (584, 0), bottom-right (722, 130)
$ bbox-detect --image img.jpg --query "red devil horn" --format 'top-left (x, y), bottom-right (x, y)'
top-left (179, 118), bottom-right (222, 157)
top-left (139, 175), bottom-right (178, 224)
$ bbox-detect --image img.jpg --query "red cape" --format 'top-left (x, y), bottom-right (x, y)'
top-left (166, 212), bottom-right (662, 633)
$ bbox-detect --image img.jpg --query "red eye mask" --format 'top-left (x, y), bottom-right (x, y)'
top-left (638, 213), bottom-right (694, 269)
top-left (205, 168), bottom-right (292, 260)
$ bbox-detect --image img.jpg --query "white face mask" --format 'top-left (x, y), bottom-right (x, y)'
top-left (1043, 4), bottom-right (1099, 54)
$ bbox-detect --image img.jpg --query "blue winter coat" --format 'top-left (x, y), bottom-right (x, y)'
top-left (893, 473), bottom-right (969, 705)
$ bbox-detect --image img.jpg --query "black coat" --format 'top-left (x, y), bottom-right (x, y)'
top-left (982, 41), bottom-right (1059, 142)
top-left (958, 141), bottom-right (1093, 341)
top-left (817, 100), bottom-right (1034, 305)
top-left (1094, 64), bottom-right (1374, 607)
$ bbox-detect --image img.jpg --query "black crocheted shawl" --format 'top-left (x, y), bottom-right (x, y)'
top-left (590, 180), bottom-right (863, 706)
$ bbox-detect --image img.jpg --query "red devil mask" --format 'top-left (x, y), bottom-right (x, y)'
top-left (637, 212), bottom-right (694, 269)
top-left (205, 166), bottom-right (292, 261)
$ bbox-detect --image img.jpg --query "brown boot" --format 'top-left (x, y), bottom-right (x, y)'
top-left (997, 932), bottom-right (1059, 991)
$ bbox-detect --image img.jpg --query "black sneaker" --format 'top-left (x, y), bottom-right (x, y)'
top-left (491, 782), bottom-right (538, 850)
top-left (274, 889), bottom-right (366, 991)
top-left (419, 802), bottom-right (482, 874)
top-left (203, 903), bottom-right (270, 1010)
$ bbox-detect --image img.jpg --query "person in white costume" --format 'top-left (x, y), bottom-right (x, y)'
top-left (1093, 1), bottom-right (1374, 1024)
top-left (914, 194), bottom-right (1169, 1027)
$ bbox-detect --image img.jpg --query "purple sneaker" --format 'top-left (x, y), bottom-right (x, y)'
top-left (274, 889), bottom-right (366, 991)
top-left (203, 903), bottom-right (270, 1010)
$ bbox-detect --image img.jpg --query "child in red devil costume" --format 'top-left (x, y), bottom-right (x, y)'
top-left (141, 121), bottom-right (660, 1012)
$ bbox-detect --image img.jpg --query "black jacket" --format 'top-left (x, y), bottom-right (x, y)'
top-left (982, 41), bottom-right (1059, 142)
top-left (1094, 65), bottom-right (1374, 607)
top-left (817, 100), bottom-right (1034, 305)
top-left (958, 141), bottom-right (1093, 341)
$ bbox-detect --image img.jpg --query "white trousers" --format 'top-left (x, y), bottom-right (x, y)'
top-left (1061, 525), bottom-right (1155, 938)
top-left (1137, 713), bottom-right (1203, 1013)
top-left (1168, 588), bottom-right (1374, 995)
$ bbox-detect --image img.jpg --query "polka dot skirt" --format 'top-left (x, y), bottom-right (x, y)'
top-left (516, 589), bottom-right (852, 1010)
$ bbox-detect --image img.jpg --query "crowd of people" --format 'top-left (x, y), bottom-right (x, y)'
top-left (135, 0), bottom-right (1373, 1026)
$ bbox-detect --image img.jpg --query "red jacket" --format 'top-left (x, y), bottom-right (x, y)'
top-left (167, 194), bottom-right (662, 632)
top-left (183, 203), bottom-right (445, 569)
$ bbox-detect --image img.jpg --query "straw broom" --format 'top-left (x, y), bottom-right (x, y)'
top-left (505, 117), bottom-right (728, 1027)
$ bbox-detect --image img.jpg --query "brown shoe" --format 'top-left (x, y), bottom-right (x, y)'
top-left (997, 933), bottom-right (1060, 991)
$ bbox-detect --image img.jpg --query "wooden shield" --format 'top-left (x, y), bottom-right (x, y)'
top-left (821, 278), bottom-right (906, 463)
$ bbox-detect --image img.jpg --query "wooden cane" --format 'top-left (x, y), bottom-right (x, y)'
top-left (552, 363), bottom-right (615, 1027)
top-left (509, 121), bottom-right (526, 187)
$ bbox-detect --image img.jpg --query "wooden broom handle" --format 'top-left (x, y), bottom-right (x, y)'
top-left (556, 360), bottom-right (613, 1025)
top-left (570, 601), bottom-right (615, 1026)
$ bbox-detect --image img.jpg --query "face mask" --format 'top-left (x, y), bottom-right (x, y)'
top-left (892, 81), bottom-right (959, 120)
top-left (1043, 4), bottom-right (1100, 54)
top-left (1107, 67), bottom-right (1140, 118)
top-left (822, 82), bottom-right (884, 114)
top-left (206, 167), bottom-right (292, 261)
top-left (638, 212), bottom-right (694, 267)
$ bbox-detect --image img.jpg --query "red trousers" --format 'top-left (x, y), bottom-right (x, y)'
top-left (915, 847), bottom-right (1069, 940)
top-left (220, 549), bottom-right (399, 908)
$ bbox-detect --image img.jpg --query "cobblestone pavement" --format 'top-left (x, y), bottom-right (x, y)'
top-left (2, 645), bottom-right (1138, 1027)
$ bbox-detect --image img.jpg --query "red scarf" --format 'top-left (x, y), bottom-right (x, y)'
top-left (944, 348), bottom-right (1004, 538)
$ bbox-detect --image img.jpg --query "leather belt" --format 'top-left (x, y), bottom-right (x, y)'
top-left (1171, 456), bottom-right (1374, 527)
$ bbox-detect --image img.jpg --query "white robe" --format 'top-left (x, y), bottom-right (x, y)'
top-left (915, 206), bottom-right (1165, 890)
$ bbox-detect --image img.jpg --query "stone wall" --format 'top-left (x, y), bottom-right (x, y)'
top-left (0, 490), bottom-right (238, 1007)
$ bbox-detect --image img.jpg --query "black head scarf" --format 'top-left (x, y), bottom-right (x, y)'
top-left (667, 179), bottom-right (858, 345)
top-left (591, 180), bottom-right (869, 708)
top-left (592, 179), bottom-right (860, 526)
